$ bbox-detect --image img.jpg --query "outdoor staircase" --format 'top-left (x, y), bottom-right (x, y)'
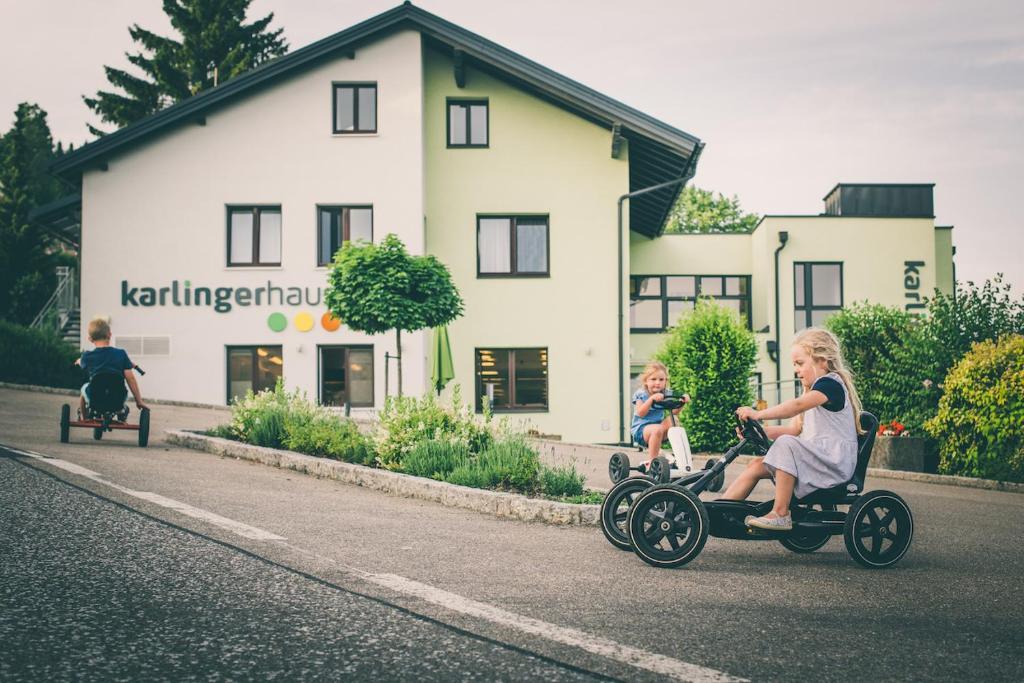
top-left (61, 309), bottom-right (81, 346)
top-left (30, 266), bottom-right (80, 347)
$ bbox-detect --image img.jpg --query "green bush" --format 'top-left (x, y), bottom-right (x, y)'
top-left (282, 412), bottom-right (375, 465)
top-left (925, 336), bottom-right (1024, 482)
top-left (376, 386), bottom-right (492, 469)
top-left (655, 299), bottom-right (757, 451)
top-left (0, 320), bottom-right (80, 388)
top-left (826, 302), bottom-right (915, 420)
top-left (539, 464), bottom-right (585, 498)
top-left (206, 423), bottom-right (235, 439)
top-left (227, 379), bottom-right (308, 448)
top-left (447, 437), bottom-right (540, 492)
top-left (401, 440), bottom-right (471, 479)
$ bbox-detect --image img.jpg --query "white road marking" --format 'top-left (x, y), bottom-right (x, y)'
top-left (4, 446), bottom-right (284, 541)
top-left (6, 444), bottom-right (743, 682)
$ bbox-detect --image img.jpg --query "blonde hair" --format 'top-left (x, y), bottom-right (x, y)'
top-left (87, 317), bottom-right (111, 342)
top-left (639, 361), bottom-right (669, 391)
top-left (793, 327), bottom-right (866, 435)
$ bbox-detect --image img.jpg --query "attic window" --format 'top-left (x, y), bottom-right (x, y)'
top-left (448, 99), bottom-right (488, 147)
top-left (333, 83), bottom-right (377, 134)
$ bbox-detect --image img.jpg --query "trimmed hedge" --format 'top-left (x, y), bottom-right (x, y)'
top-left (0, 320), bottom-right (80, 388)
top-left (926, 335), bottom-right (1024, 482)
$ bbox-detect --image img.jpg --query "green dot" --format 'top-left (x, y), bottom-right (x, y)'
top-left (267, 312), bottom-right (287, 332)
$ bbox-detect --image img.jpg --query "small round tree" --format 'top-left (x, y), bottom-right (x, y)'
top-left (655, 300), bottom-right (757, 451)
top-left (325, 234), bottom-right (464, 396)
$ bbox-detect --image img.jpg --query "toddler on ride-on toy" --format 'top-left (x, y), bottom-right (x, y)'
top-left (723, 327), bottom-right (862, 531)
top-left (76, 317), bottom-right (148, 419)
top-left (631, 361), bottom-right (690, 472)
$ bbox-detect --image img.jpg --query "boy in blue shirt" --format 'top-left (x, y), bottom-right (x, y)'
top-left (75, 317), bottom-right (148, 419)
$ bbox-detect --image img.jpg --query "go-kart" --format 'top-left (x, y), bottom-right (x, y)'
top-left (60, 366), bottom-right (150, 447)
top-left (607, 391), bottom-right (724, 490)
top-left (621, 412), bottom-right (915, 569)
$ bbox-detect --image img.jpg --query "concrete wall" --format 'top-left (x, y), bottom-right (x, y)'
top-left (422, 44), bottom-right (629, 443)
top-left (81, 30), bottom-right (426, 405)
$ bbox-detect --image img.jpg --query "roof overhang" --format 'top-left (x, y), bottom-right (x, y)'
top-left (52, 2), bottom-right (702, 236)
top-left (29, 193), bottom-right (81, 249)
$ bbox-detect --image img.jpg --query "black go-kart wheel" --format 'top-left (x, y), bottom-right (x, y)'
top-left (780, 503), bottom-right (836, 553)
top-left (843, 490), bottom-right (913, 568)
top-left (627, 484), bottom-right (709, 568)
top-left (60, 404), bottom-right (70, 443)
top-left (600, 476), bottom-right (654, 551)
top-left (648, 455), bottom-right (671, 484)
top-left (702, 458), bottom-right (725, 493)
top-left (138, 408), bottom-right (150, 448)
top-left (608, 452), bottom-right (630, 484)
top-left (93, 427), bottom-right (103, 441)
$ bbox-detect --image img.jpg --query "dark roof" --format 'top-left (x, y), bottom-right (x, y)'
top-left (53, 2), bottom-right (701, 237)
top-left (28, 193), bottom-right (81, 249)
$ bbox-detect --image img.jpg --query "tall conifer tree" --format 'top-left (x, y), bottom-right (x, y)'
top-left (84, 0), bottom-right (287, 135)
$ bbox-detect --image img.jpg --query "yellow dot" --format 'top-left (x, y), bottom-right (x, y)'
top-left (295, 312), bottom-right (314, 332)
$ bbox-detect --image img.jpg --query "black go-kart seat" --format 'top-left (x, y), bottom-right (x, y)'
top-left (796, 412), bottom-right (879, 506)
top-left (87, 372), bottom-right (129, 415)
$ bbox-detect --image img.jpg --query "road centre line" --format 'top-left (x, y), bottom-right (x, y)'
top-left (6, 445), bottom-right (744, 682)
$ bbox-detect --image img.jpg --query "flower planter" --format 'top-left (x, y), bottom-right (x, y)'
top-left (870, 436), bottom-right (925, 472)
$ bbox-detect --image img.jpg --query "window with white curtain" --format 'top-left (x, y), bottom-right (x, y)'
top-left (477, 216), bottom-right (548, 276)
top-left (227, 207), bottom-right (281, 266)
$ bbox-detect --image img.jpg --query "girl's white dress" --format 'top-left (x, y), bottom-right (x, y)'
top-left (763, 372), bottom-right (859, 499)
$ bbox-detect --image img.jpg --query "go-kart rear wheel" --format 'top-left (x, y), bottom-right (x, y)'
top-left (780, 504), bottom-right (836, 553)
top-left (608, 452), bottom-right (630, 484)
top-left (649, 455), bottom-right (671, 484)
top-left (844, 490), bottom-right (913, 568)
top-left (702, 458), bottom-right (725, 493)
top-left (627, 485), bottom-right (709, 568)
top-left (138, 408), bottom-right (150, 447)
top-left (600, 476), bottom-right (654, 551)
top-left (60, 404), bottom-right (70, 443)
top-left (93, 427), bottom-right (103, 441)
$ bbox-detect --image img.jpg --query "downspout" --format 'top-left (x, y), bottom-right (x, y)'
top-left (616, 143), bottom-right (703, 444)
top-left (773, 231), bottom-right (790, 387)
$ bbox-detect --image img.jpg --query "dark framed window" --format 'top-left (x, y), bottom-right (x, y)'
top-left (318, 345), bottom-right (374, 407)
top-left (476, 348), bottom-right (548, 412)
top-left (629, 275), bottom-right (751, 331)
top-left (317, 206), bottom-right (373, 266)
top-left (228, 206), bottom-right (281, 266)
top-left (333, 83), bottom-right (377, 134)
top-left (448, 99), bottom-right (488, 147)
top-left (227, 346), bottom-right (282, 403)
top-left (477, 216), bottom-right (549, 277)
top-left (794, 262), bottom-right (843, 331)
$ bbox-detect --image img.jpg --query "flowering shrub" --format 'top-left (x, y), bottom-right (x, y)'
top-left (878, 420), bottom-right (911, 438)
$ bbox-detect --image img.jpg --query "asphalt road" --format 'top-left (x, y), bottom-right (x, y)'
top-left (2, 387), bottom-right (1023, 682)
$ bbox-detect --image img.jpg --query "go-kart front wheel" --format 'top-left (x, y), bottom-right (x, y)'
top-left (600, 476), bottom-right (654, 551)
top-left (627, 485), bottom-right (709, 568)
top-left (93, 427), bottom-right (103, 441)
top-left (648, 455), bottom-right (671, 484)
top-left (608, 452), bottom-right (630, 484)
top-left (843, 490), bottom-right (913, 568)
top-left (780, 503), bottom-right (836, 554)
top-left (60, 404), bottom-right (70, 443)
top-left (702, 458), bottom-right (725, 493)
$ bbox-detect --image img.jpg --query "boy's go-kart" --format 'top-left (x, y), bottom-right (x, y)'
top-left (60, 366), bottom-right (150, 447)
top-left (603, 411), bottom-right (915, 569)
top-left (607, 391), bottom-right (725, 490)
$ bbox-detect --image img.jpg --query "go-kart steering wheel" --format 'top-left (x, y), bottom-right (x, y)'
top-left (652, 391), bottom-right (689, 412)
top-left (736, 414), bottom-right (771, 453)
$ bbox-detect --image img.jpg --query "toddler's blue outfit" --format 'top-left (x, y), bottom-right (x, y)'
top-left (631, 389), bottom-right (665, 446)
top-left (79, 346), bottom-right (133, 404)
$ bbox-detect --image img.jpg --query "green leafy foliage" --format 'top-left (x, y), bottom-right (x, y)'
top-left (375, 386), bottom-right (492, 469)
top-left (84, 0), bottom-right (287, 134)
top-left (325, 233), bottom-right (463, 395)
top-left (0, 103), bottom-right (66, 324)
top-left (0, 320), bottom-right (80, 388)
top-left (401, 440), bottom-right (471, 479)
top-left (925, 336), bottom-right (1024, 482)
top-left (655, 300), bottom-right (757, 451)
top-left (664, 186), bottom-right (760, 234)
top-left (446, 437), bottom-right (541, 492)
top-left (282, 412), bottom-right (375, 465)
top-left (538, 464), bottom-right (585, 498)
top-left (826, 302), bottom-right (915, 420)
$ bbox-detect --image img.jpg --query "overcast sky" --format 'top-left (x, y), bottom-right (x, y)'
top-left (2, 0), bottom-right (1021, 294)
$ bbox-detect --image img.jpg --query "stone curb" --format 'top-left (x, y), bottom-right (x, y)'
top-left (165, 429), bottom-right (601, 526)
top-left (863, 466), bottom-right (1024, 494)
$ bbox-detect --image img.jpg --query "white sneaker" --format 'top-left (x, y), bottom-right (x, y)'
top-left (745, 514), bottom-right (793, 531)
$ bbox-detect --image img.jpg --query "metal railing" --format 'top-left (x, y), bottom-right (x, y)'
top-left (750, 377), bottom-right (803, 410)
top-left (30, 266), bottom-right (78, 333)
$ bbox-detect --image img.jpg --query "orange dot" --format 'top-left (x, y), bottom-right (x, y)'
top-left (321, 312), bottom-right (341, 332)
